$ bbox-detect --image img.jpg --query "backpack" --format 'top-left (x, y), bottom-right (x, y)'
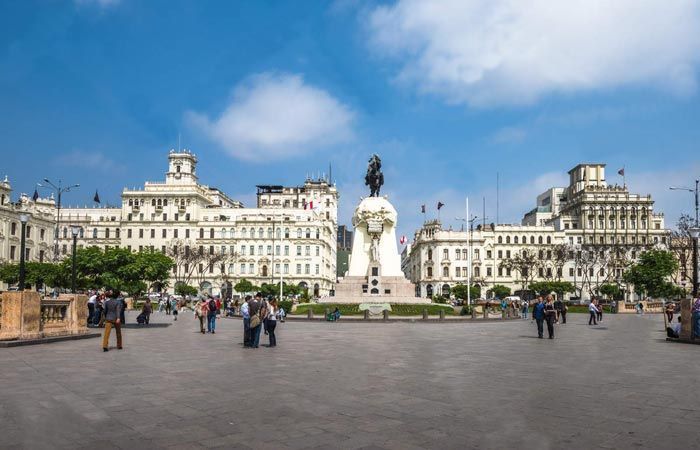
top-left (208, 300), bottom-right (217, 312)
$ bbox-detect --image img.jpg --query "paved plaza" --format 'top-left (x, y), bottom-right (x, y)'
top-left (1, 311), bottom-right (698, 449)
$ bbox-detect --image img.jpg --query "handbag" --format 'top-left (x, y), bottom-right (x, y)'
top-left (250, 314), bottom-right (261, 328)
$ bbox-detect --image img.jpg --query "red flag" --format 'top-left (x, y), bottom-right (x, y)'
top-left (400, 235), bottom-right (407, 245)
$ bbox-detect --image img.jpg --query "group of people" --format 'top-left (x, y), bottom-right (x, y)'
top-left (194, 296), bottom-right (221, 334)
top-left (588, 299), bottom-right (604, 325)
top-left (87, 290), bottom-right (126, 328)
top-left (241, 293), bottom-right (282, 348)
top-left (531, 296), bottom-right (558, 339)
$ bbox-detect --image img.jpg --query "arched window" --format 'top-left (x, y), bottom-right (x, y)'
top-left (230, 228), bottom-right (235, 238)
top-left (474, 266), bottom-right (480, 277)
top-left (297, 228), bottom-right (302, 239)
top-left (305, 228), bottom-right (311, 239)
top-left (262, 265), bottom-right (268, 277)
top-left (442, 284), bottom-right (450, 295)
top-left (506, 236), bottom-right (511, 244)
top-left (426, 284), bottom-right (433, 297)
top-left (267, 228), bottom-right (273, 239)
top-left (275, 228), bottom-right (281, 239)
top-left (522, 236), bottom-right (527, 244)
top-left (427, 249), bottom-right (433, 261)
top-left (514, 236), bottom-right (519, 244)
top-left (316, 229), bottom-right (320, 239)
top-left (498, 236), bottom-right (503, 244)
top-left (105, 228), bottom-right (110, 238)
top-left (427, 267), bottom-right (433, 277)
top-left (284, 228), bottom-right (290, 238)
top-left (241, 228), bottom-right (247, 238)
top-left (530, 236), bottom-right (535, 244)
top-left (92, 228), bottom-right (98, 238)
top-left (210, 228), bottom-right (214, 239)
top-left (546, 236), bottom-right (551, 244)
top-left (538, 236), bottom-right (543, 244)
top-left (258, 228), bottom-right (264, 238)
top-left (443, 266), bottom-right (449, 278)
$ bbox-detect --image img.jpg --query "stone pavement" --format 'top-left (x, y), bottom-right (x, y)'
top-left (0, 311), bottom-right (698, 449)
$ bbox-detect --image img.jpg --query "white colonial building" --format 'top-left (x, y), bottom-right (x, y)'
top-left (0, 177), bottom-right (57, 290)
top-left (56, 150), bottom-right (338, 297)
top-left (402, 163), bottom-right (669, 302)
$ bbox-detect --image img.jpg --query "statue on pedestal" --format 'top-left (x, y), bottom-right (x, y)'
top-left (365, 154), bottom-right (384, 197)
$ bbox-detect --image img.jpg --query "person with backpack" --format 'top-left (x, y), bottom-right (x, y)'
top-left (206, 296), bottom-right (218, 334)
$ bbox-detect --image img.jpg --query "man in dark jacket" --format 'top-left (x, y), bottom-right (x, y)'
top-left (102, 290), bottom-right (123, 352)
top-left (554, 298), bottom-right (566, 324)
top-left (532, 296), bottom-right (546, 339)
top-left (248, 293), bottom-right (263, 348)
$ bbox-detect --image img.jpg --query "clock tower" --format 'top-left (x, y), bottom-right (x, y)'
top-left (166, 149), bottom-right (198, 185)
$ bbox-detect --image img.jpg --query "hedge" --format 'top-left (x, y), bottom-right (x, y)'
top-left (292, 303), bottom-right (455, 316)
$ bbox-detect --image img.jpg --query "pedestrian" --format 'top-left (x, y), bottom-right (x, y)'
top-left (248, 293), bottom-right (263, 348)
top-left (665, 302), bottom-right (675, 323)
top-left (266, 299), bottom-right (278, 347)
top-left (241, 296), bottom-right (251, 347)
top-left (102, 289), bottom-right (123, 352)
top-left (544, 295), bottom-right (556, 339)
top-left (118, 295), bottom-right (127, 325)
top-left (521, 299), bottom-right (529, 320)
top-left (532, 296), bottom-right (545, 339)
top-left (95, 294), bottom-right (106, 328)
top-left (87, 291), bottom-right (97, 326)
top-left (165, 296), bottom-right (172, 315)
top-left (559, 300), bottom-right (567, 324)
top-left (195, 298), bottom-right (207, 334)
top-left (277, 305), bottom-right (286, 323)
top-left (596, 300), bottom-right (603, 322)
top-left (692, 297), bottom-right (700, 339)
top-left (171, 297), bottom-right (179, 321)
top-left (215, 296), bottom-right (222, 317)
top-left (553, 297), bottom-right (563, 323)
top-left (142, 298), bottom-right (152, 325)
top-left (207, 296), bottom-right (217, 333)
top-left (589, 300), bottom-right (599, 325)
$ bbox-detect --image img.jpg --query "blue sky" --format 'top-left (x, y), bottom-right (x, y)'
top-left (2, 0), bottom-right (700, 239)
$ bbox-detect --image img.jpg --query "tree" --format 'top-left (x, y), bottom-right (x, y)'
top-left (487, 284), bottom-right (511, 299)
top-left (529, 281), bottom-right (554, 296)
top-left (599, 283), bottom-right (620, 300)
top-left (133, 251), bottom-right (173, 292)
top-left (669, 214), bottom-right (694, 287)
top-left (550, 281), bottom-right (575, 300)
top-left (623, 250), bottom-right (678, 299)
top-left (175, 284), bottom-right (198, 296)
top-left (499, 249), bottom-right (537, 290)
top-left (234, 278), bottom-right (255, 294)
top-left (452, 284), bottom-right (480, 301)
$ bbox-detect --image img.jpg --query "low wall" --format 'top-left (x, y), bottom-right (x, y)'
top-left (617, 301), bottom-right (665, 314)
top-left (0, 291), bottom-right (89, 341)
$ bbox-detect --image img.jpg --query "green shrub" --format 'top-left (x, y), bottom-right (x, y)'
top-left (278, 300), bottom-right (293, 313)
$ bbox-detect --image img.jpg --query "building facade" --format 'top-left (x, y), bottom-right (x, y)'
top-left (402, 164), bottom-right (669, 302)
top-left (56, 150), bottom-right (338, 297)
top-left (0, 177), bottom-right (57, 290)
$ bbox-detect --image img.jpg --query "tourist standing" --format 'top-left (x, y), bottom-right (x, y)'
top-left (596, 300), bottom-right (603, 322)
top-left (665, 302), bottom-right (675, 324)
top-left (553, 297), bottom-right (563, 323)
top-left (102, 290), bottom-right (123, 352)
top-left (266, 299), bottom-right (278, 347)
top-left (692, 297), bottom-right (700, 339)
top-left (248, 293), bottom-right (263, 348)
top-left (532, 297), bottom-right (545, 339)
top-left (165, 296), bottom-right (172, 315)
top-left (521, 299), bottom-right (529, 320)
top-left (95, 294), bottom-right (106, 327)
top-left (142, 299), bottom-right (152, 324)
top-left (544, 295), bottom-right (556, 339)
top-left (589, 300), bottom-right (599, 325)
top-left (196, 298), bottom-right (207, 334)
top-left (207, 296), bottom-right (217, 333)
top-left (559, 300), bottom-right (567, 324)
top-left (241, 296), bottom-right (251, 346)
top-left (118, 296), bottom-right (127, 325)
top-left (87, 291), bottom-right (97, 326)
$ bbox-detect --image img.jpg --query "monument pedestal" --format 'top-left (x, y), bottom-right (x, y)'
top-left (324, 195), bottom-right (428, 305)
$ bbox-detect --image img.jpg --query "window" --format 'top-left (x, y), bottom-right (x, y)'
top-left (296, 246), bottom-right (302, 256)
top-left (315, 246), bottom-right (320, 256)
top-left (296, 264), bottom-right (302, 274)
top-left (173, 229), bottom-right (178, 238)
top-left (456, 249), bottom-right (461, 260)
top-left (284, 263), bottom-right (289, 274)
top-left (210, 228), bottom-right (214, 239)
top-left (305, 246), bottom-right (310, 256)
top-left (258, 228), bottom-right (264, 238)
top-left (455, 267), bottom-right (461, 277)
top-left (487, 250), bottom-right (492, 259)
top-left (284, 245), bottom-right (289, 256)
top-left (305, 228), bottom-right (311, 238)
top-left (150, 229), bottom-right (155, 238)
top-left (316, 229), bottom-right (320, 239)
top-left (267, 228), bottom-right (273, 239)
top-left (240, 264), bottom-right (246, 274)
top-left (443, 249), bottom-right (449, 260)
top-left (249, 245), bottom-right (254, 255)
top-left (538, 236), bottom-right (543, 244)
top-left (199, 228), bottom-right (204, 239)
top-left (443, 267), bottom-right (449, 277)
top-left (93, 228), bottom-right (98, 238)
top-left (297, 228), bottom-right (302, 239)
top-left (275, 245), bottom-right (280, 255)
top-left (249, 263), bottom-right (254, 274)
top-left (40, 228), bottom-right (45, 240)
top-left (209, 245), bottom-right (214, 255)
top-left (315, 264), bottom-right (319, 275)
top-left (115, 229), bottom-right (120, 238)
top-left (474, 267), bottom-right (480, 277)
top-left (10, 245), bottom-right (16, 260)
top-left (427, 267), bottom-right (433, 277)
top-left (486, 267), bottom-right (492, 277)
top-left (506, 250), bottom-right (511, 258)
top-left (127, 229), bottom-right (133, 238)
top-left (514, 236), bottom-right (519, 244)
top-left (267, 245), bottom-right (272, 255)
top-left (258, 245), bottom-right (263, 255)
top-left (284, 228), bottom-right (290, 238)
top-left (506, 236), bottom-right (511, 244)
top-left (546, 236), bottom-right (551, 244)
top-left (427, 249), bottom-right (433, 261)
top-left (497, 236), bottom-right (502, 244)
top-left (498, 250), bottom-right (503, 258)
top-left (276, 228), bottom-right (281, 239)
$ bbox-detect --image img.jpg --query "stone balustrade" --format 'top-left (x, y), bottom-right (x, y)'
top-left (0, 291), bottom-right (89, 341)
top-left (618, 300), bottom-right (665, 314)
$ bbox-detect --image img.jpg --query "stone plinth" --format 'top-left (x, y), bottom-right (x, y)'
top-left (0, 291), bottom-right (42, 341)
top-left (328, 275), bottom-right (428, 304)
top-left (680, 298), bottom-right (692, 340)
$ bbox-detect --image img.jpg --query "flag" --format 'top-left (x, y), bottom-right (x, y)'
top-left (421, 204), bottom-right (426, 214)
top-left (304, 201), bottom-right (316, 210)
top-left (617, 168), bottom-right (625, 176)
top-left (32, 189), bottom-right (39, 201)
top-left (400, 235), bottom-right (407, 245)
top-left (437, 202), bottom-right (444, 210)
top-left (93, 190), bottom-right (100, 203)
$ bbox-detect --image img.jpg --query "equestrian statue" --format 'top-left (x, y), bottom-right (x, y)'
top-left (365, 154), bottom-right (384, 197)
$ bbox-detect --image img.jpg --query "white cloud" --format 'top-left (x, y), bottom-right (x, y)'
top-left (368, 0), bottom-right (700, 107)
top-left (489, 126), bottom-right (526, 144)
top-left (55, 150), bottom-right (124, 172)
top-left (188, 73), bottom-right (355, 161)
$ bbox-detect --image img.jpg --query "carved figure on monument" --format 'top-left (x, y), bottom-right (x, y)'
top-left (370, 236), bottom-right (380, 263)
top-left (365, 154), bottom-right (384, 197)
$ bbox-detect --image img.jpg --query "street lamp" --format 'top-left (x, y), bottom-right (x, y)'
top-left (37, 179), bottom-right (79, 261)
top-left (455, 197), bottom-right (488, 307)
top-left (689, 226), bottom-right (700, 298)
top-left (70, 225), bottom-right (81, 294)
top-left (18, 213), bottom-right (30, 291)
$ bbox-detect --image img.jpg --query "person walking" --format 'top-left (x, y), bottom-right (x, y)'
top-left (142, 299), bottom-right (152, 325)
top-left (165, 295), bottom-right (172, 315)
top-left (118, 295), bottom-right (127, 325)
top-left (95, 294), bottom-right (106, 328)
top-left (665, 302), bottom-right (675, 324)
top-left (692, 297), bottom-right (700, 339)
top-left (87, 291), bottom-right (97, 326)
top-left (521, 299), bottom-right (529, 320)
top-left (532, 297), bottom-right (546, 339)
top-left (596, 300), bottom-right (603, 322)
top-left (589, 300), bottom-right (599, 325)
top-left (248, 293), bottom-right (263, 348)
top-left (102, 290), bottom-right (123, 352)
top-left (559, 300), bottom-right (567, 324)
top-left (171, 297), bottom-right (179, 321)
top-left (206, 296), bottom-right (217, 334)
top-left (241, 296), bottom-right (251, 346)
top-left (544, 295), bottom-right (556, 339)
top-left (195, 298), bottom-right (207, 334)
top-left (553, 297), bottom-right (563, 324)
top-left (266, 299), bottom-right (278, 347)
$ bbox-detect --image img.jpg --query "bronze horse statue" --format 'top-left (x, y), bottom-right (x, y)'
top-left (365, 154), bottom-right (384, 197)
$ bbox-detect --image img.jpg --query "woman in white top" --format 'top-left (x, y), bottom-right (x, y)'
top-left (267, 299), bottom-right (278, 347)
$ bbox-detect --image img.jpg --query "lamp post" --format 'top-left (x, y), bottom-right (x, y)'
top-left (689, 227), bottom-right (700, 298)
top-left (37, 179), bottom-right (79, 261)
top-left (456, 198), bottom-right (488, 306)
top-left (18, 213), bottom-right (30, 291)
top-left (70, 225), bottom-right (81, 294)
